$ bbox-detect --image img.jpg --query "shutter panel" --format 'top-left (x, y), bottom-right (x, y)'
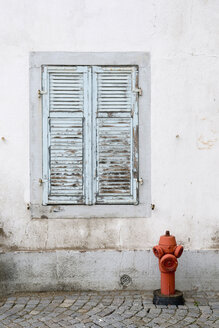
top-left (42, 66), bottom-right (91, 204)
top-left (92, 66), bottom-right (139, 204)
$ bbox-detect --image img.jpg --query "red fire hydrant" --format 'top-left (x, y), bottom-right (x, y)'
top-left (153, 231), bottom-right (184, 305)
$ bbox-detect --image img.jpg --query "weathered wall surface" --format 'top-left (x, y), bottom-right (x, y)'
top-left (0, 0), bottom-right (219, 259)
top-left (0, 250), bottom-right (218, 295)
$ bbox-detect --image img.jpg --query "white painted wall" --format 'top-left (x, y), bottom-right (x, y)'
top-left (0, 0), bottom-right (219, 252)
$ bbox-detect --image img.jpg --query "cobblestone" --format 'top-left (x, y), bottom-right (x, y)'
top-left (0, 291), bottom-right (218, 327)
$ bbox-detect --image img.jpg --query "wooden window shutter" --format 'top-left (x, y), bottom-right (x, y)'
top-left (42, 65), bottom-right (139, 206)
top-left (42, 66), bottom-right (91, 205)
top-left (92, 66), bottom-right (139, 205)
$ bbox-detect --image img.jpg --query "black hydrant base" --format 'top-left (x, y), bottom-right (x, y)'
top-left (153, 289), bottom-right (184, 306)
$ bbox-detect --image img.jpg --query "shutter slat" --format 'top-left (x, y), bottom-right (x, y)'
top-left (96, 71), bottom-right (133, 114)
top-left (49, 71), bottom-right (84, 113)
top-left (97, 118), bottom-right (131, 197)
top-left (93, 66), bottom-right (139, 205)
top-left (43, 65), bottom-right (138, 206)
top-left (48, 117), bottom-right (84, 199)
top-left (42, 66), bottom-right (90, 205)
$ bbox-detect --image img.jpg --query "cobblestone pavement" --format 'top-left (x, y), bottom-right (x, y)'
top-left (0, 291), bottom-right (218, 328)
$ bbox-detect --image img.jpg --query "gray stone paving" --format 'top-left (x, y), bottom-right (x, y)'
top-left (0, 291), bottom-right (218, 327)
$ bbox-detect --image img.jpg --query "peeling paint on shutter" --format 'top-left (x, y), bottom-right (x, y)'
top-left (42, 66), bottom-right (91, 205)
top-left (42, 65), bottom-right (139, 206)
top-left (92, 66), bottom-right (139, 205)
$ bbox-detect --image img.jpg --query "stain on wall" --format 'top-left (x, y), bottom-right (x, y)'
top-left (211, 231), bottom-right (219, 249)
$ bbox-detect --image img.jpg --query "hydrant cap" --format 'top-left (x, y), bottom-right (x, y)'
top-left (159, 231), bottom-right (176, 247)
top-left (153, 245), bottom-right (164, 259)
top-left (160, 254), bottom-right (178, 272)
top-left (174, 245), bottom-right (184, 258)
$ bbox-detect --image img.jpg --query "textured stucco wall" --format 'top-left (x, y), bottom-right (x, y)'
top-left (0, 250), bottom-right (218, 294)
top-left (0, 0), bottom-right (219, 254)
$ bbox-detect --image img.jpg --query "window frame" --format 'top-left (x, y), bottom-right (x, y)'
top-left (30, 52), bottom-right (151, 219)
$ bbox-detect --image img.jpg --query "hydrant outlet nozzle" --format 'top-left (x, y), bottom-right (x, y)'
top-left (174, 245), bottom-right (184, 258)
top-left (153, 246), bottom-right (164, 259)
